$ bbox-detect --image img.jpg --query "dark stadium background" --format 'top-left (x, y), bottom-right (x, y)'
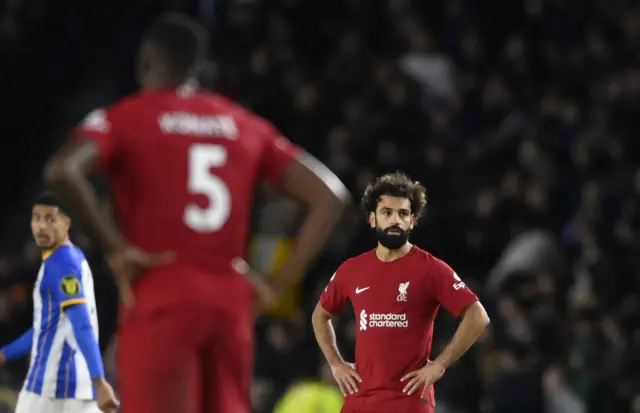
top-left (0, 0), bottom-right (639, 412)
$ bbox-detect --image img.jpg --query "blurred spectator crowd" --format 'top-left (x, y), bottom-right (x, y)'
top-left (0, 0), bottom-right (639, 412)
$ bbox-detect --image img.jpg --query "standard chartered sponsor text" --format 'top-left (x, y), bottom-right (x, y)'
top-left (363, 311), bottom-right (409, 329)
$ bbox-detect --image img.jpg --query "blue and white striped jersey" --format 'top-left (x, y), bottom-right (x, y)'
top-left (24, 244), bottom-right (99, 400)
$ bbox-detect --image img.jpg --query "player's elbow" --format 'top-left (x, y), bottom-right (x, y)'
top-left (318, 164), bottom-right (351, 209)
top-left (326, 177), bottom-right (351, 209)
top-left (312, 177), bottom-right (351, 227)
top-left (45, 141), bottom-right (98, 186)
top-left (464, 301), bottom-right (490, 330)
top-left (312, 303), bottom-right (333, 325)
top-left (318, 186), bottom-right (351, 219)
top-left (44, 154), bottom-right (80, 187)
top-left (291, 153), bottom-right (351, 211)
top-left (306, 176), bottom-right (351, 216)
top-left (43, 157), bottom-right (67, 186)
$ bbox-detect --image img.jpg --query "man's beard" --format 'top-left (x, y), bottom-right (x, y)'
top-left (35, 234), bottom-right (56, 250)
top-left (375, 225), bottom-right (410, 250)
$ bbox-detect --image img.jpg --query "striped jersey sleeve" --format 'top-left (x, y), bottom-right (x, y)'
top-left (44, 252), bottom-right (87, 310)
top-left (26, 245), bottom-right (99, 400)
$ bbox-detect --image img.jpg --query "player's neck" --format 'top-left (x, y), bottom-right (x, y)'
top-left (143, 81), bottom-right (178, 91)
top-left (375, 242), bottom-right (413, 262)
top-left (41, 239), bottom-right (71, 260)
top-left (143, 75), bottom-right (194, 91)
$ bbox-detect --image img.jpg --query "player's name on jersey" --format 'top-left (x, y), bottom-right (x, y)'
top-left (159, 112), bottom-right (238, 138)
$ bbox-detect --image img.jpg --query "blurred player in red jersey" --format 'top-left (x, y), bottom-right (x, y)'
top-left (312, 172), bottom-right (490, 413)
top-left (44, 13), bottom-right (350, 413)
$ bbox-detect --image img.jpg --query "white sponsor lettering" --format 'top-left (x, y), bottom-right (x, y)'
top-left (452, 272), bottom-right (465, 290)
top-left (359, 309), bottom-right (408, 330)
top-left (453, 281), bottom-right (466, 290)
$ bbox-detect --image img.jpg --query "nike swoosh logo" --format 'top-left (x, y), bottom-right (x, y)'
top-left (355, 287), bottom-right (370, 294)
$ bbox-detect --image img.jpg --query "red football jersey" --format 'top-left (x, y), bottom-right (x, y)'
top-left (75, 86), bottom-right (300, 311)
top-left (320, 246), bottom-right (478, 413)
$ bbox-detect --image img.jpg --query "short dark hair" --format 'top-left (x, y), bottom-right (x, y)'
top-left (361, 172), bottom-right (428, 222)
top-left (33, 191), bottom-right (68, 216)
top-left (144, 13), bottom-right (208, 78)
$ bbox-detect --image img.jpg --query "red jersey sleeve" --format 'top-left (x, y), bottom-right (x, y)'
top-left (319, 267), bottom-right (348, 315)
top-left (73, 107), bottom-right (123, 172)
top-left (259, 123), bottom-right (302, 185)
top-left (429, 258), bottom-right (478, 318)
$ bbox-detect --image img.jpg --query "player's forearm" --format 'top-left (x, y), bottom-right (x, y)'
top-left (434, 301), bottom-right (490, 368)
top-left (0, 328), bottom-right (34, 361)
top-left (45, 149), bottom-right (125, 253)
top-left (312, 307), bottom-right (345, 366)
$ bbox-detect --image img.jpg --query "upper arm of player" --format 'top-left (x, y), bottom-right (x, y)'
top-left (258, 123), bottom-right (350, 208)
top-left (45, 106), bottom-right (123, 181)
top-left (318, 267), bottom-right (349, 315)
top-left (45, 258), bottom-right (87, 311)
top-left (429, 257), bottom-right (479, 318)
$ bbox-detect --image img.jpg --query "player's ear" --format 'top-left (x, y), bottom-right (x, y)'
top-left (410, 215), bottom-right (416, 229)
top-left (63, 215), bottom-right (72, 231)
top-left (369, 211), bottom-right (376, 228)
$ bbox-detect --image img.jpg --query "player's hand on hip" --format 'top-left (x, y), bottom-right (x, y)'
top-left (330, 361), bottom-right (362, 396)
top-left (231, 257), bottom-right (277, 314)
top-left (108, 246), bottom-right (175, 307)
top-left (94, 378), bottom-right (119, 413)
top-left (400, 359), bottom-right (446, 396)
top-left (251, 276), bottom-right (278, 315)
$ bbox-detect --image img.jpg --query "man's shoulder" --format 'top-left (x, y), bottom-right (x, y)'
top-left (202, 93), bottom-right (278, 135)
top-left (106, 91), bottom-right (148, 113)
top-left (79, 94), bottom-right (145, 130)
top-left (107, 89), bottom-right (215, 112)
top-left (107, 90), bottom-right (275, 132)
top-left (45, 245), bottom-right (85, 273)
top-left (51, 245), bottom-right (85, 263)
top-left (408, 246), bottom-right (457, 286)
top-left (336, 249), bottom-right (376, 274)
top-left (199, 92), bottom-right (242, 111)
top-left (410, 246), bottom-right (447, 267)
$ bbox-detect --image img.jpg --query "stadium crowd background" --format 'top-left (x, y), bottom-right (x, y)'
top-left (0, 0), bottom-right (639, 412)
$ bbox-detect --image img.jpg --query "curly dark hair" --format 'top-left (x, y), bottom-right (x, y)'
top-left (361, 171), bottom-right (428, 222)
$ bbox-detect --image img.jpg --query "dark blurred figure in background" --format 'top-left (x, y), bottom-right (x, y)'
top-left (0, 0), bottom-right (638, 412)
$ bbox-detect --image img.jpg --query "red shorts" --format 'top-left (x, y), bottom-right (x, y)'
top-left (117, 301), bottom-right (254, 413)
top-left (340, 387), bottom-right (435, 413)
top-left (340, 410), bottom-right (429, 413)
top-left (341, 408), bottom-right (433, 413)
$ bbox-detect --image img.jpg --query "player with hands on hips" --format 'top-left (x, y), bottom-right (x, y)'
top-left (313, 172), bottom-right (490, 413)
top-left (44, 13), bottom-right (350, 413)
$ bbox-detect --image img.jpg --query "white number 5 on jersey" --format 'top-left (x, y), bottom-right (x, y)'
top-left (184, 144), bottom-right (232, 232)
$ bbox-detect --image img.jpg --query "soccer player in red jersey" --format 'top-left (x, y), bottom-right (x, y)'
top-left (44, 13), bottom-right (350, 413)
top-left (312, 172), bottom-right (490, 413)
